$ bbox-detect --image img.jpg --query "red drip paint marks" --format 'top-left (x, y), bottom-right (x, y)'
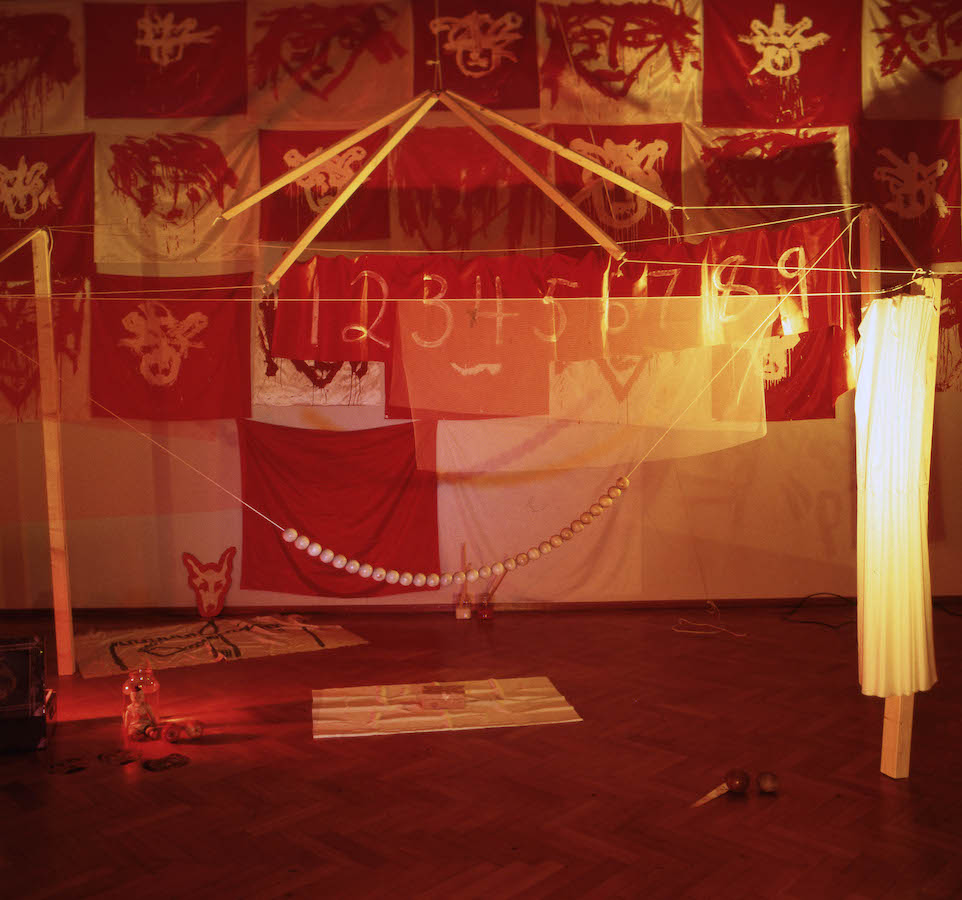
top-left (0, 13), bottom-right (78, 131)
top-left (874, 0), bottom-right (962, 82)
top-left (702, 130), bottom-right (841, 208)
top-left (540, 0), bottom-right (700, 102)
top-left (107, 133), bottom-right (238, 224)
top-left (251, 3), bottom-right (407, 100)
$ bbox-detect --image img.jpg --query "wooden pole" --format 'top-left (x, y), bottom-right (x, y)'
top-left (443, 90), bottom-right (674, 213)
top-left (265, 93), bottom-right (440, 287)
top-left (30, 229), bottom-right (76, 676)
top-left (881, 695), bottom-right (914, 779)
top-left (219, 91), bottom-right (433, 222)
top-left (872, 203), bottom-right (922, 273)
top-left (438, 92), bottom-right (627, 261)
top-left (859, 206), bottom-right (881, 318)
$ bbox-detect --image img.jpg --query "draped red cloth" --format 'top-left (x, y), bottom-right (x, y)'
top-left (238, 419), bottom-right (439, 597)
top-left (90, 273), bottom-right (251, 420)
top-left (84, 2), bottom-right (246, 117)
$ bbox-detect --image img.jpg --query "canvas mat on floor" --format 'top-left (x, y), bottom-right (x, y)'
top-left (312, 676), bottom-right (582, 738)
top-left (75, 615), bottom-right (368, 677)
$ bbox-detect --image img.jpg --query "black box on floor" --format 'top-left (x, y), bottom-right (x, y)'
top-left (0, 636), bottom-right (55, 752)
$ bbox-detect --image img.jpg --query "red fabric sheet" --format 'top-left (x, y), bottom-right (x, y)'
top-left (84, 2), bottom-right (246, 117)
top-left (258, 128), bottom-right (390, 243)
top-left (703, 0), bottom-right (861, 127)
top-left (763, 325), bottom-right (850, 420)
top-left (238, 419), bottom-right (439, 597)
top-left (90, 273), bottom-right (251, 420)
top-left (0, 133), bottom-right (93, 282)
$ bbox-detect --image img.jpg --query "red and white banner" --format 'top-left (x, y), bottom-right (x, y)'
top-left (85, 2), bottom-right (246, 118)
top-left (392, 123), bottom-right (553, 252)
top-left (94, 127), bottom-right (257, 264)
top-left (89, 273), bottom-right (251, 421)
top-left (0, 133), bottom-right (93, 282)
top-left (253, 300), bottom-right (385, 406)
top-left (238, 419), bottom-right (439, 598)
top-left (682, 124), bottom-right (851, 232)
top-left (0, 3), bottom-right (83, 137)
top-left (854, 119), bottom-right (961, 266)
top-left (862, 0), bottom-right (962, 119)
top-left (552, 124), bottom-right (682, 247)
top-left (538, 0), bottom-right (703, 123)
top-left (84, 2), bottom-right (247, 119)
top-left (412, 0), bottom-right (539, 109)
top-left (703, 0), bottom-right (861, 127)
top-left (762, 325), bottom-right (851, 419)
top-left (248, 0), bottom-right (412, 126)
top-left (259, 128), bottom-right (390, 244)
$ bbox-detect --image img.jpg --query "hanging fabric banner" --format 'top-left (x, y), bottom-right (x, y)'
top-left (855, 293), bottom-right (939, 697)
top-left (702, 0), bottom-right (860, 127)
top-left (762, 325), bottom-right (851, 420)
top-left (412, 0), bottom-right (539, 109)
top-left (538, 0), bottom-right (703, 123)
top-left (258, 127), bottom-right (391, 244)
top-left (94, 127), bottom-right (257, 264)
top-left (0, 133), bottom-right (93, 282)
top-left (84, 2), bottom-right (246, 118)
top-left (248, 0), bottom-right (412, 126)
top-left (862, 0), bottom-right (962, 120)
top-left (238, 419), bottom-right (439, 598)
top-left (391, 123), bottom-right (553, 252)
top-left (551, 123), bottom-right (682, 247)
top-left (253, 300), bottom-right (384, 407)
top-left (854, 119), bottom-right (961, 268)
top-left (89, 273), bottom-right (252, 421)
top-left (0, 2), bottom-right (83, 137)
top-left (682, 124), bottom-right (850, 234)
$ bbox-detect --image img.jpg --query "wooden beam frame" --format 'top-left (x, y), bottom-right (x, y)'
top-left (264, 93), bottom-right (440, 287)
top-left (443, 89), bottom-right (674, 213)
top-left (2, 229), bottom-right (76, 676)
top-left (220, 91), bottom-right (433, 223)
top-left (438, 92), bottom-right (626, 260)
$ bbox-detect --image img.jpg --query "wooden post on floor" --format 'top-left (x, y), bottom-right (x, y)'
top-left (32, 229), bottom-right (76, 676)
top-left (881, 695), bottom-right (914, 779)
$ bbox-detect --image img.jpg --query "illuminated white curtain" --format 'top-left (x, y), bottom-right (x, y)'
top-left (855, 294), bottom-right (939, 697)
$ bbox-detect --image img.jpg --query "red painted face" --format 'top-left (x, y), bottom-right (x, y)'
top-left (182, 547), bottom-right (236, 618)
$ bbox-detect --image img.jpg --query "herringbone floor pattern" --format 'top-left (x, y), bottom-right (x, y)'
top-left (2, 604), bottom-right (962, 899)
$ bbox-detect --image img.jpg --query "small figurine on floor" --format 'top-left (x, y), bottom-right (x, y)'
top-left (123, 686), bottom-right (157, 741)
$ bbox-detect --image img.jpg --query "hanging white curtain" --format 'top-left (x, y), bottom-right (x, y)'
top-left (855, 294), bottom-right (939, 698)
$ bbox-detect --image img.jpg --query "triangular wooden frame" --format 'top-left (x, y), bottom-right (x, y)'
top-left (219, 90), bottom-right (675, 285)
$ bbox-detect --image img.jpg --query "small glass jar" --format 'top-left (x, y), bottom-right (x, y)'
top-left (122, 667), bottom-right (160, 742)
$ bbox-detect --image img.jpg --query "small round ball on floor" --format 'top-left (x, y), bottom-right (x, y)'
top-left (757, 771), bottom-right (778, 794)
top-left (724, 769), bottom-right (750, 793)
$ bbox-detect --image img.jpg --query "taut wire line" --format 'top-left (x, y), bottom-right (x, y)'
top-left (624, 210), bottom-right (862, 480)
top-left (0, 331), bottom-right (286, 535)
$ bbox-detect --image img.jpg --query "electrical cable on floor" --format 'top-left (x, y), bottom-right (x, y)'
top-left (673, 600), bottom-right (748, 638)
top-left (782, 592), bottom-right (855, 629)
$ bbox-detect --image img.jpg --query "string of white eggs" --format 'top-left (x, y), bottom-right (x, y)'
top-left (281, 475), bottom-right (630, 588)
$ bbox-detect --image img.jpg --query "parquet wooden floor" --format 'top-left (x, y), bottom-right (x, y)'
top-left (2, 603), bottom-right (962, 899)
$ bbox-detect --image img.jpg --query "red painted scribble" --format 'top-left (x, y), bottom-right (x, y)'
top-left (251, 3), bottom-right (406, 100)
top-left (702, 130), bottom-right (841, 208)
top-left (874, 0), bottom-right (962, 83)
top-left (107, 133), bottom-right (238, 225)
top-left (0, 13), bottom-right (78, 131)
top-left (0, 297), bottom-right (39, 417)
top-left (540, 0), bottom-right (700, 103)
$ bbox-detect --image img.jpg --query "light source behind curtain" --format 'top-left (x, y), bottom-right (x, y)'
top-left (855, 293), bottom-right (939, 698)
